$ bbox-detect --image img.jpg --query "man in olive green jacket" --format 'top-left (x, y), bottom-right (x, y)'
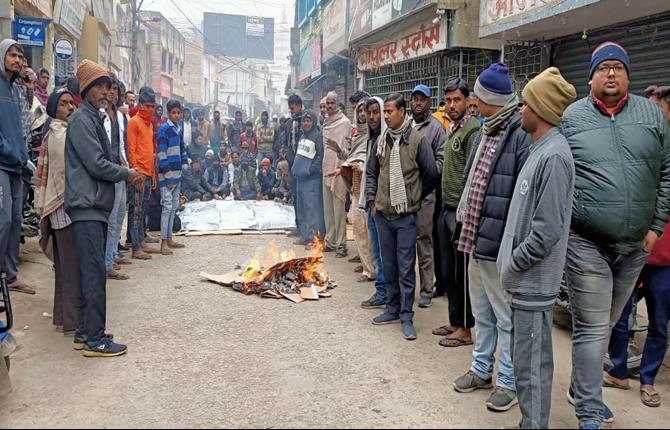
top-left (365, 93), bottom-right (438, 341)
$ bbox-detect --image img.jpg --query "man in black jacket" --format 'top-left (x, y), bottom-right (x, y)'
top-left (452, 63), bottom-right (531, 412)
top-left (65, 60), bottom-right (140, 357)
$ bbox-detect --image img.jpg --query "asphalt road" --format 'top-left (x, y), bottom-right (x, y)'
top-left (1, 234), bottom-right (669, 428)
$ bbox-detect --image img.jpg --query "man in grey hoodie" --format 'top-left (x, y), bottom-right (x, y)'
top-left (497, 68), bottom-right (576, 428)
top-left (0, 39), bottom-right (35, 295)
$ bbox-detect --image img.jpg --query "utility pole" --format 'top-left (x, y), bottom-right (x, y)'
top-left (130, 0), bottom-right (145, 91)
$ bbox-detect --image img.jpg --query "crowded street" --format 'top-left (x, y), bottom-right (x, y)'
top-left (3, 0), bottom-right (670, 429)
top-left (2, 233), bottom-right (670, 428)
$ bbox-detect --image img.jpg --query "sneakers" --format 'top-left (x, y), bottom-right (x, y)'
top-left (418, 294), bottom-right (432, 308)
top-left (401, 321), bottom-right (417, 340)
top-left (83, 337), bottom-right (127, 358)
top-left (580, 424), bottom-right (601, 430)
top-left (453, 370), bottom-right (493, 393)
top-left (335, 249), bottom-right (348, 258)
top-left (486, 386), bottom-right (519, 412)
top-left (74, 333), bottom-right (114, 351)
top-left (372, 313), bottom-right (400, 325)
top-left (567, 388), bottom-right (614, 424)
top-left (361, 295), bottom-right (386, 309)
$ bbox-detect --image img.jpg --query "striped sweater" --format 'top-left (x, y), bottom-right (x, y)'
top-left (157, 120), bottom-right (187, 188)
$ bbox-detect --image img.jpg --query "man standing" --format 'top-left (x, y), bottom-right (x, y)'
top-left (0, 39), bottom-right (34, 295)
top-left (196, 109), bottom-right (211, 147)
top-left (497, 67), bottom-right (576, 428)
top-left (561, 41), bottom-right (670, 429)
top-left (127, 86), bottom-right (160, 260)
top-left (433, 78), bottom-right (480, 347)
top-left (366, 93), bottom-right (438, 340)
top-left (360, 96), bottom-right (388, 309)
top-left (432, 101), bottom-right (451, 130)
top-left (228, 110), bottom-right (244, 151)
top-left (181, 107), bottom-right (196, 148)
top-left (240, 121), bottom-right (258, 156)
top-left (210, 110), bottom-right (226, 149)
top-left (285, 95), bottom-right (304, 237)
top-left (157, 99), bottom-right (187, 255)
top-left (65, 59), bottom-right (140, 357)
top-left (125, 90), bottom-right (137, 117)
top-left (453, 62), bottom-right (531, 412)
top-left (256, 111), bottom-right (275, 162)
top-left (409, 84), bottom-right (445, 307)
top-left (102, 75), bottom-right (131, 281)
top-left (322, 91), bottom-right (352, 258)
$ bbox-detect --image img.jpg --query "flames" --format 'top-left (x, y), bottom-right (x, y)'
top-left (241, 235), bottom-right (329, 287)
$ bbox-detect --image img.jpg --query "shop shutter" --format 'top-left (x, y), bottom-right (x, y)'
top-left (552, 11), bottom-right (670, 98)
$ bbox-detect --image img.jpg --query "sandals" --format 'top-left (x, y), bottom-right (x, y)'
top-left (603, 372), bottom-right (631, 390)
top-left (641, 385), bottom-right (661, 407)
top-left (432, 325), bottom-right (456, 336)
top-left (106, 270), bottom-right (129, 281)
top-left (132, 252), bottom-right (152, 260)
top-left (439, 336), bottom-right (474, 348)
top-left (8, 281), bottom-right (36, 295)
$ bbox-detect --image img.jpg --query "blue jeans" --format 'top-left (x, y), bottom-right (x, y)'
top-left (468, 258), bottom-right (515, 391)
top-left (375, 213), bottom-right (416, 322)
top-left (105, 181), bottom-right (126, 270)
top-left (565, 232), bottom-right (649, 427)
top-left (608, 265), bottom-right (670, 386)
top-left (160, 184), bottom-right (180, 240)
top-left (367, 208), bottom-right (386, 301)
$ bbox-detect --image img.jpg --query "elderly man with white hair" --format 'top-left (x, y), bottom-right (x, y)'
top-left (322, 91), bottom-right (353, 257)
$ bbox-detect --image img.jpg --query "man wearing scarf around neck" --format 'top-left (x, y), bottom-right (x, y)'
top-left (326, 98), bottom-right (375, 281)
top-left (365, 93), bottom-right (439, 341)
top-left (322, 91), bottom-right (352, 257)
top-left (409, 84), bottom-right (445, 308)
top-left (453, 62), bottom-right (531, 412)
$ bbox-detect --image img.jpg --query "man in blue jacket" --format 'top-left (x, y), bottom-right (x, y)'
top-left (0, 39), bottom-right (34, 295)
top-left (561, 41), bottom-right (670, 429)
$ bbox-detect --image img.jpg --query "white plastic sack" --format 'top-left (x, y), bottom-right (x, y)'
top-left (180, 200), bottom-right (296, 231)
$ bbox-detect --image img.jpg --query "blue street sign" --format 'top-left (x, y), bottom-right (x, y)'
top-left (12, 17), bottom-right (50, 48)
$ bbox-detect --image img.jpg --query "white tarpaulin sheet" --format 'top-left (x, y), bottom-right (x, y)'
top-left (180, 200), bottom-right (296, 231)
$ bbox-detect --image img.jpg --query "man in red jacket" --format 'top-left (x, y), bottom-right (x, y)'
top-left (604, 84), bottom-right (670, 408)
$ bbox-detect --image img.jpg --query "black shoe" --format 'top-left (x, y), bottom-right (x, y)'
top-left (118, 242), bottom-right (129, 252)
top-left (348, 255), bottom-right (361, 263)
top-left (83, 337), bottom-right (127, 358)
top-left (74, 333), bottom-right (114, 351)
top-left (335, 249), bottom-right (348, 258)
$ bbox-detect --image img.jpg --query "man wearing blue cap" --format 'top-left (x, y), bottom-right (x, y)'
top-left (453, 62), bottom-right (531, 412)
top-left (561, 41), bottom-right (670, 429)
top-left (410, 84), bottom-right (445, 308)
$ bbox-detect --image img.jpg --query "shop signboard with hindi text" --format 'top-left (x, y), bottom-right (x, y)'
top-left (322, 0), bottom-right (347, 61)
top-left (350, 0), bottom-right (429, 41)
top-left (479, 0), bottom-right (600, 37)
top-left (356, 20), bottom-right (446, 71)
top-left (311, 35), bottom-right (322, 79)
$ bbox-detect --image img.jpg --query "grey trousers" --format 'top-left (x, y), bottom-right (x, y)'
top-left (416, 193), bottom-right (436, 296)
top-left (0, 170), bottom-right (22, 282)
top-left (512, 302), bottom-right (554, 429)
top-left (565, 232), bottom-right (649, 427)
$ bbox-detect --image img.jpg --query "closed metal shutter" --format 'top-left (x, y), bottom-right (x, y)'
top-left (363, 53), bottom-right (441, 108)
top-left (552, 11), bottom-right (670, 98)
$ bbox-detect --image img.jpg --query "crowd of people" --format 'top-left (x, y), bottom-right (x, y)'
top-left (1, 36), bottom-right (670, 428)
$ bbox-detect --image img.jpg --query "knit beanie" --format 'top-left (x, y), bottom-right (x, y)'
top-left (76, 59), bottom-right (111, 96)
top-left (46, 88), bottom-right (73, 118)
top-left (522, 67), bottom-right (576, 126)
top-left (474, 62), bottom-right (515, 106)
top-left (590, 41), bottom-right (630, 78)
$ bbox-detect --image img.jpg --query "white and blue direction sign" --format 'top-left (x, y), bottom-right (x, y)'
top-left (13, 17), bottom-right (50, 48)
